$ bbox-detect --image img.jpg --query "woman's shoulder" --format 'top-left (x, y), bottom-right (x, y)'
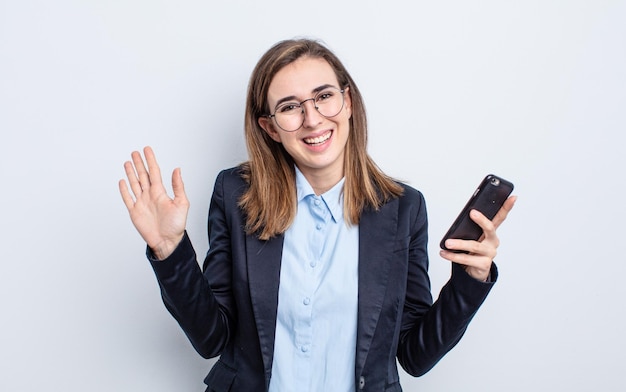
top-left (395, 181), bottom-right (425, 204)
top-left (213, 164), bottom-right (250, 194)
top-left (393, 181), bottom-right (428, 226)
top-left (216, 163), bottom-right (249, 181)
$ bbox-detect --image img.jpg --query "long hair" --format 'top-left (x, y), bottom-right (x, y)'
top-left (239, 39), bottom-right (403, 240)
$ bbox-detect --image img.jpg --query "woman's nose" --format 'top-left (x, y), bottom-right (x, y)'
top-left (301, 99), bottom-right (323, 128)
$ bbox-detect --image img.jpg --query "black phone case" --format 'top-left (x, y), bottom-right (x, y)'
top-left (440, 174), bottom-right (514, 252)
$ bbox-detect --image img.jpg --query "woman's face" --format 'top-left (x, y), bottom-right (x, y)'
top-left (258, 56), bottom-right (352, 189)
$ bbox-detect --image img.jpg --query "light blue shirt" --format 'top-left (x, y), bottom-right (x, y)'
top-left (269, 168), bottom-right (359, 392)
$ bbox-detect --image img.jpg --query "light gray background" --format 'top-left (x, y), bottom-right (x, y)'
top-left (1, 0), bottom-right (625, 391)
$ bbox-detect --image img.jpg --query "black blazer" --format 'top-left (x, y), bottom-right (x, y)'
top-left (149, 167), bottom-right (496, 392)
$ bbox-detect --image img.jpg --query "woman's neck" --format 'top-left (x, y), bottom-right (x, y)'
top-left (297, 165), bottom-right (343, 196)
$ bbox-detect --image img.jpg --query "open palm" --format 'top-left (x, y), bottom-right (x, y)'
top-left (119, 146), bottom-right (189, 260)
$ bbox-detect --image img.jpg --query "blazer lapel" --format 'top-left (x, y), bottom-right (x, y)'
top-left (355, 198), bottom-right (399, 376)
top-left (246, 233), bottom-right (284, 378)
top-left (243, 198), bottom-right (399, 381)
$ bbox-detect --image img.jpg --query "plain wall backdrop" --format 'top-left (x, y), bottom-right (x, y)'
top-left (1, 0), bottom-right (625, 391)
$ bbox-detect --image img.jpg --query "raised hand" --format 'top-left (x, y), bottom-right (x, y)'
top-left (439, 196), bottom-right (517, 281)
top-left (119, 146), bottom-right (190, 260)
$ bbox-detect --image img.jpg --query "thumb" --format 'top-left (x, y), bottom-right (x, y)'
top-left (171, 168), bottom-right (188, 202)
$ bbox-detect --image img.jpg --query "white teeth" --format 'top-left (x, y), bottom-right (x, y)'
top-left (304, 131), bottom-right (332, 145)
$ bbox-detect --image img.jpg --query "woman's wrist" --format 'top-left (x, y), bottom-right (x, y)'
top-left (150, 234), bottom-right (184, 260)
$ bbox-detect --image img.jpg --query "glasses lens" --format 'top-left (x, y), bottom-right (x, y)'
top-left (315, 87), bottom-right (344, 118)
top-left (273, 87), bottom-right (345, 132)
top-left (274, 102), bottom-right (304, 132)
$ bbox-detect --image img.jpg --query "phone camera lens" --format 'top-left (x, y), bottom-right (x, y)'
top-left (490, 177), bottom-right (500, 186)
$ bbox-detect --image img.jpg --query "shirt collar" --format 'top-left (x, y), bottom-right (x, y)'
top-left (295, 166), bottom-right (345, 223)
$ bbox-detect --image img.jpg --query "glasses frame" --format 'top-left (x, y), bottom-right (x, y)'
top-left (266, 86), bottom-right (348, 132)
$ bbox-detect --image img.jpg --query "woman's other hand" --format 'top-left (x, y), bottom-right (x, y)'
top-left (119, 146), bottom-right (189, 260)
top-left (439, 196), bottom-right (517, 281)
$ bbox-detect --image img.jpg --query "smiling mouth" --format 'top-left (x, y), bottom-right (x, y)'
top-left (304, 130), bottom-right (332, 146)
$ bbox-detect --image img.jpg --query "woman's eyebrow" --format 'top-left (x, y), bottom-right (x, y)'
top-left (312, 83), bottom-right (335, 93)
top-left (274, 84), bottom-right (336, 108)
top-left (275, 95), bottom-right (298, 108)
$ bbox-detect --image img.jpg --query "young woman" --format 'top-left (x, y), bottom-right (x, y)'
top-left (120, 39), bottom-right (516, 392)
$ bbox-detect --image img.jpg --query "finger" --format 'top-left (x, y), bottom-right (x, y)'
top-left (143, 146), bottom-right (165, 189)
top-left (171, 167), bottom-right (188, 203)
top-left (466, 210), bottom-right (490, 243)
top-left (123, 160), bottom-right (143, 198)
top-left (469, 209), bottom-right (498, 243)
top-left (469, 209), bottom-right (494, 231)
top-left (492, 195), bottom-right (517, 230)
top-left (443, 237), bottom-right (497, 259)
top-left (440, 247), bottom-right (495, 269)
top-left (119, 179), bottom-right (136, 210)
top-left (131, 150), bottom-right (151, 191)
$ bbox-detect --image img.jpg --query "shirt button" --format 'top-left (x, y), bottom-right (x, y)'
top-left (301, 345), bottom-right (309, 352)
top-left (314, 199), bottom-right (321, 206)
top-left (316, 223), bottom-right (322, 230)
top-left (309, 261), bottom-right (317, 268)
top-left (359, 376), bottom-right (365, 389)
top-left (303, 297), bottom-right (310, 305)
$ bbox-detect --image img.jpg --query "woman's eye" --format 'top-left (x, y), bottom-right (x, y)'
top-left (316, 92), bottom-right (333, 102)
top-left (278, 104), bottom-right (300, 113)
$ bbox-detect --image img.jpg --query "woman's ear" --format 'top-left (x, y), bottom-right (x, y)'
top-left (258, 116), bottom-right (282, 143)
top-left (344, 86), bottom-right (352, 118)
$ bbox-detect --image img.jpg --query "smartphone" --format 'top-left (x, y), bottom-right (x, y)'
top-left (440, 174), bottom-right (514, 252)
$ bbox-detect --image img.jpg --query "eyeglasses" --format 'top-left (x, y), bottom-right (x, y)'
top-left (267, 86), bottom-right (347, 132)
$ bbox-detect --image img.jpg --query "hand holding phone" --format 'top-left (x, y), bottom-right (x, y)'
top-left (440, 174), bottom-right (514, 252)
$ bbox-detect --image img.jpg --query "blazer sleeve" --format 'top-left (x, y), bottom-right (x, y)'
top-left (396, 187), bottom-right (498, 376)
top-left (147, 169), bottom-right (236, 359)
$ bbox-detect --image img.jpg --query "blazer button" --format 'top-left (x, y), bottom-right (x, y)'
top-left (359, 376), bottom-right (365, 390)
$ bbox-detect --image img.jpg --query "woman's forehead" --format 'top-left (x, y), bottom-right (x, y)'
top-left (267, 57), bottom-right (339, 101)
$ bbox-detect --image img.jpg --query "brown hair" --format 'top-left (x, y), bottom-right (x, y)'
top-left (239, 38), bottom-right (403, 240)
